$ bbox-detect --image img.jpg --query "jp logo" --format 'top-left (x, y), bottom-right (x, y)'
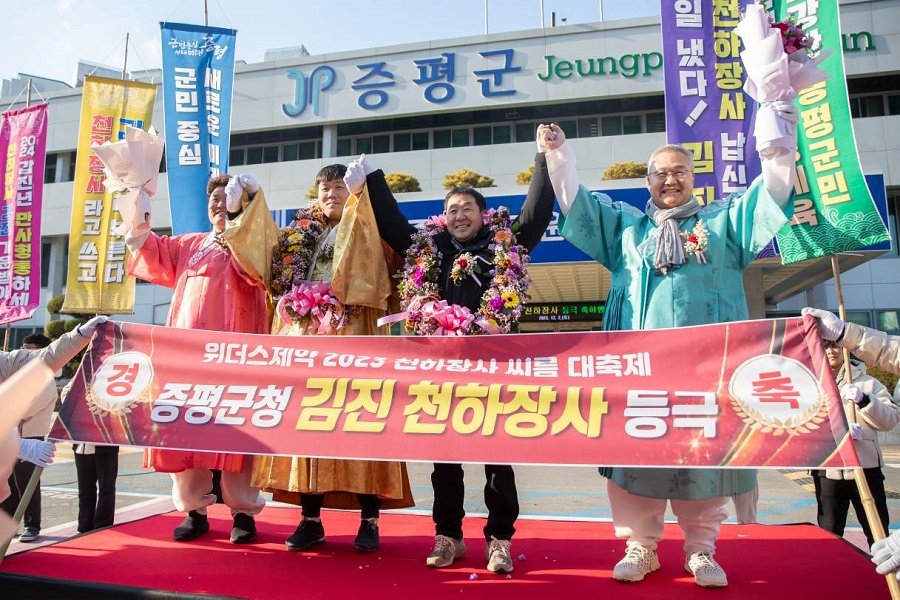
top-left (282, 65), bottom-right (336, 118)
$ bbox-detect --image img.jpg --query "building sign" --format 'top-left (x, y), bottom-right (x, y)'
top-left (536, 53), bottom-right (662, 81)
top-left (521, 302), bottom-right (605, 323)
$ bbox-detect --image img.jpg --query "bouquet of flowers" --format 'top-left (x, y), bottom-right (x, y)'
top-left (276, 280), bottom-right (357, 335)
top-left (270, 205), bottom-right (328, 298)
top-left (736, 3), bottom-right (830, 156)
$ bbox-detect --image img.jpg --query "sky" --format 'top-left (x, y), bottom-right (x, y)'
top-left (0, 0), bottom-right (659, 87)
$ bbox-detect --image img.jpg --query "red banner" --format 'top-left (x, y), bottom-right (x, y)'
top-left (0, 103), bottom-right (47, 324)
top-left (51, 317), bottom-right (859, 469)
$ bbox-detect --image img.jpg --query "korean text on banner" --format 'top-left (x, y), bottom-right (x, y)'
top-left (770, 0), bottom-right (889, 264)
top-left (661, 0), bottom-right (758, 206)
top-left (160, 22), bottom-right (236, 235)
top-left (0, 103), bottom-right (47, 324)
top-left (61, 76), bottom-right (156, 315)
top-left (53, 317), bottom-right (859, 470)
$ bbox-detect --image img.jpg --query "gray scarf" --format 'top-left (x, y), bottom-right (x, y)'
top-left (645, 197), bottom-right (701, 275)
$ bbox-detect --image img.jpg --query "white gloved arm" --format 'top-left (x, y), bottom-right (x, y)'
top-left (539, 124), bottom-right (580, 215)
top-left (343, 156), bottom-right (368, 196)
top-left (224, 174), bottom-right (260, 213)
top-left (77, 315), bottom-right (110, 338)
top-left (872, 529), bottom-right (900, 578)
top-left (801, 307), bottom-right (845, 342)
top-left (759, 99), bottom-right (798, 206)
top-left (18, 439), bottom-right (55, 468)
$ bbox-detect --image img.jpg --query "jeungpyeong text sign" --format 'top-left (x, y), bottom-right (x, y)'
top-left (52, 318), bottom-right (859, 470)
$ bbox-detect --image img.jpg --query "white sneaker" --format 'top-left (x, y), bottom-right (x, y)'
top-left (685, 551), bottom-right (728, 587)
top-left (485, 536), bottom-right (514, 573)
top-left (612, 544), bottom-right (660, 582)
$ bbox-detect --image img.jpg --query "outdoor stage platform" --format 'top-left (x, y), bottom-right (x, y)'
top-left (0, 504), bottom-right (889, 599)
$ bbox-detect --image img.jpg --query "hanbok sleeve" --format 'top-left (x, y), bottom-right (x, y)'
top-left (221, 187), bottom-right (279, 288)
top-left (726, 175), bottom-right (794, 268)
top-left (127, 231), bottom-right (184, 289)
top-left (331, 186), bottom-right (393, 311)
top-left (559, 187), bottom-right (637, 271)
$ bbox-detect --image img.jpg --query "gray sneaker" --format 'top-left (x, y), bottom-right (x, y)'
top-left (426, 534), bottom-right (466, 568)
top-left (485, 536), bottom-right (513, 573)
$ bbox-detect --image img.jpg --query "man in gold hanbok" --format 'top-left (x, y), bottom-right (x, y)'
top-left (233, 165), bottom-right (413, 553)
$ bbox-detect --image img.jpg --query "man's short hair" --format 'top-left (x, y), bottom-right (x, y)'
top-left (444, 186), bottom-right (487, 211)
top-left (647, 144), bottom-right (695, 172)
top-left (207, 174), bottom-right (232, 196)
top-left (315, 164), bottom-right (348, 186)
top-left (23, 333), bottom-right (51, 348)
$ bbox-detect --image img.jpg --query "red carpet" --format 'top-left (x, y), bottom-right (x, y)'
top-left (0, 505), bottom-right (890, 599)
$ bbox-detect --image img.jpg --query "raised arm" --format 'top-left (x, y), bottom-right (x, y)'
top-left (514, 152), bottom-right (555, 252)
top-left (350, 157), bottom-right (417, 256)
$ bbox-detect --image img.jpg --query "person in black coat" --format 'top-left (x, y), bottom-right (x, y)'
top-left (343, 125), bottom-right (556, 573)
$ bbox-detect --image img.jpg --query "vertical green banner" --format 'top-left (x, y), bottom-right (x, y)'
top-left (773, 0), bottom-right (888, 264)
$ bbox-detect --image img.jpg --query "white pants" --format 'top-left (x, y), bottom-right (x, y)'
top-left (171, 462), bottom-right (265, 517)
top-left (732, 485), bottom-right (759, 524)
top-left (608, 480), bottom-right (728, 554)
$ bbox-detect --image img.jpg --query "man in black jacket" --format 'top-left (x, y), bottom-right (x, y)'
top-left (344, 128), bottom-right (555, 573)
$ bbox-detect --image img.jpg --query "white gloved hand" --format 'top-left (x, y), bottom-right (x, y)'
top-left (77, 315), bottom-right (109, 338)
top-left (359, 153), bottom-right (376, 175)
top-left (224, 174), bottom-right (260, 212)
top-left (18, 439), bottom-right (55, 468)
top-left (801, 307), bottom-right (845, 342)
top-left (841, 384), bottom-right (864, 405)
top-left (343, 158), bottom-right (367, 196)
top-left (536, 123), bottom-right (565, 153)
top-left (770, 99), bottom-right (799, 126)
top-left (872, 529), bottom-right (900, 577)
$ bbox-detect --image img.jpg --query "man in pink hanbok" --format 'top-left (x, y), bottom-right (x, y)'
top-left (126, 174), bottom-right (277, 544)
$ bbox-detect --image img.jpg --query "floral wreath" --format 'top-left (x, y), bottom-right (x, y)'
top-left (397, 207), bottom-right (530, 336)
top-left (270, 204), bottom-right (355, 334)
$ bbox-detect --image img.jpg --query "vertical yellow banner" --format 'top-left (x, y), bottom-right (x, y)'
top-left (62, 76), bottom-right (156, 315)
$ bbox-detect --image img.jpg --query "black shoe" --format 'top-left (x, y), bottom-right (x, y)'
top-left (353, 519), bottom-right (379, 552)
top-left (173, 510), bottom-right (210, 542)
top-left (285, 519), bottom-right (325, 551)
top-left (230, 513), bottom-right (257, 544)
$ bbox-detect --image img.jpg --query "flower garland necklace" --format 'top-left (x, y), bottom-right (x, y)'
top-left (270, 204), bottom-right (355, 334)
top-left (396, 207), bottom-right (530, 336)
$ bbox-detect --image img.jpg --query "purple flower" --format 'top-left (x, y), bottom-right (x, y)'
top-left (489, 296), bottom-right (505, 311)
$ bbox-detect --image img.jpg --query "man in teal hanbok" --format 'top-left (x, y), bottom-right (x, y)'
top-left (539, 110), bottom-right (797, 587)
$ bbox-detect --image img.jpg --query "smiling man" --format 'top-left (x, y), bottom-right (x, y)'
top-left (356, 139), bottom-right (555, 574)
top-left (540, 117), bottom-right (797, 588)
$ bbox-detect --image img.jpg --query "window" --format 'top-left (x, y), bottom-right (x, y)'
top-left (246, 147), bottom-right (263, 165)
top-left (623, 115), bottom-right (643, 135)
top-left (299, 141), bottom-right (318, 160)
top-left (433, 129), bottom-right (451, 149)
top-left (493, 125), bottom-right (511, 144)
top-left (373, 135), bottom-right (391, 153)
top-left (516, 123), bottom-right (534, 143)
top-left (646, 112), bottom-right (666, 133)
top-left (336, 139), bottom-right (352, 156)
top-left (473, 126), bottom-right (492, 146)
top-left (282, 144), bottom-right (299, 162)
top-left (846, 310), bottom-right (873, 329)
top-left (412, 132), bottom-right (429, 150)
top-left (877, 310), bottom-right (900, 335)
top-left (601, 116), bottom-right (622, 136)
top-left (578, 117), bottom-right (599, 137)
top-left (394, 133), bottom-right (411, 152)
top-left (262, 146), bottom-right (279, 163)
top-left (44, 153), bottom-right (57, 184)
top-left (355, 138), bottom-right (372, 154)
top-left (40, 242), bottom-right (51, 287)
top-left (452, 129), bottom-right (469, 147)
top-left (230, 148), bottom-right (245, 166)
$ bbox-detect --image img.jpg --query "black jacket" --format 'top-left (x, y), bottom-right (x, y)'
top-left (367, 153), bottom-right (555, 312)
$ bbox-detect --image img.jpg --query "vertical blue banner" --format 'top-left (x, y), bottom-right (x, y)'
top-left (160, 22), bottom-right (236, 234)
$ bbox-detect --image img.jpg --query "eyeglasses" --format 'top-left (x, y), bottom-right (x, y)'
top-left (648, 169), bottom-right (691, 181)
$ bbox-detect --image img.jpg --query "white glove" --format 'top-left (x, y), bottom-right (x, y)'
top-left (359, 153), bottom-right (376, 175)
top-left (801, 307), bottom-right (845, 342)
top-left (769, 99), bottom-right (799, 126)
top-left (841, 384), bottom-right (864, 405)
top-left (78, 315), bottom-right (109, 338)
top-left (872, 529), bottom-right (900, 577)
top-left (343, 158), bottom-right (367, 196)
top-left (224, 174), bottom-right (260, 212)
top-left (536, 123), bottom-right (565, 154)
top-left (18, 439), bottom-right (55, 468)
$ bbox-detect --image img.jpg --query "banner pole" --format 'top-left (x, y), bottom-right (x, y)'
top-left (0, 465), bottom-right (43, 565)
top-left (831, 254), bottom-right (900, 599)
top-left (121, 33), bottom-right (130, 79)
